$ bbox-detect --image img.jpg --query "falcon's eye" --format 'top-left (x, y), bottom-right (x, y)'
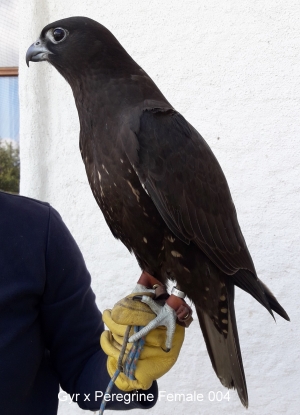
top-left (52, 28), bottom-right (67, 42)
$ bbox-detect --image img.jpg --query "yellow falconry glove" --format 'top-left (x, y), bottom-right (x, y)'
top-left (100, 293), bottom-right (185, 392)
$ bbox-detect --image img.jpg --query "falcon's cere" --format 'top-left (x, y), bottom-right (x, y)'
top-left (26, 17), bottom-right (289, 407)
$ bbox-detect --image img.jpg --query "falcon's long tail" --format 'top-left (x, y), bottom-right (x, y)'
top-left (196, 280), bottom-right (248, 407)
top-left (232, 269), bottom-right (290, 321)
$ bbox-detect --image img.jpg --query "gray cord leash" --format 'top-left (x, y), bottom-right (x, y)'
top-left (99, 325), bottom-right (145, 414)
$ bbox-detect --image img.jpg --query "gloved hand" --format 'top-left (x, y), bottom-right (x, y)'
top-left (100, 293), bottom-right (185, 392)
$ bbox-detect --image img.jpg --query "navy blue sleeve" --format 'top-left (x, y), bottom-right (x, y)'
top-left (41, 207), bottom-right (157, 411)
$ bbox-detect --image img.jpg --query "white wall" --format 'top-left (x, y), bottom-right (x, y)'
top-left (19, 1), bottom-right (300, 414)
top-left (0, 0), bottom-right (19, 67)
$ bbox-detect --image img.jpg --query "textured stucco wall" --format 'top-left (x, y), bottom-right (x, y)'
top-left (19, 1), bottom-right (299, 414)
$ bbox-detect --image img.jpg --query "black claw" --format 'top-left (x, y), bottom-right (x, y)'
top-left (132, 295), bottom-right (143, 301)
top-left (161, 346), bottom-right (171, 353)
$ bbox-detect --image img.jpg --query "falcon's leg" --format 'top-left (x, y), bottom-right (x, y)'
top-left (130, 271), bottom-right (193, 351)
top-left (132, 271), bottom-right (169, 299)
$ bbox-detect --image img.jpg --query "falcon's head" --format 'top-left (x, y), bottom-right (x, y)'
top-left (26, 16), bottom-right (130, 81)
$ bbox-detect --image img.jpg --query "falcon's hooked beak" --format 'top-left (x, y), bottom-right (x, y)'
top-left (26, 39), bottom-right (52, 67)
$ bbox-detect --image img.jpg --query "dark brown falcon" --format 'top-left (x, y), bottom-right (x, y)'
top-left (26, 17), bottom-right (289, 407)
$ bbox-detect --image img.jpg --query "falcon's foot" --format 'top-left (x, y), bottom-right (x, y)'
top-left (129, 271), bottom-right (193, 350)
top-left (131, 283), bottom-right (155, 295)
top-left (129, 295), bottom-right (177, 352)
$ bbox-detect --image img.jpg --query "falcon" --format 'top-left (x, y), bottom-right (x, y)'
top-left (26, 17), bottom-right (289, 407)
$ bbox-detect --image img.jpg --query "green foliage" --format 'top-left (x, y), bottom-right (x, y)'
top-left (0, 139), bottom-right (20, 194)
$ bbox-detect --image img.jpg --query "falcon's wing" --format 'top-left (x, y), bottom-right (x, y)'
top-left (128, 108), bottom-right (255, 276)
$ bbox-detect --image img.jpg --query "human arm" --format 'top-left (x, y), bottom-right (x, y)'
top-left (41, 206), bottom-right (157, 410)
